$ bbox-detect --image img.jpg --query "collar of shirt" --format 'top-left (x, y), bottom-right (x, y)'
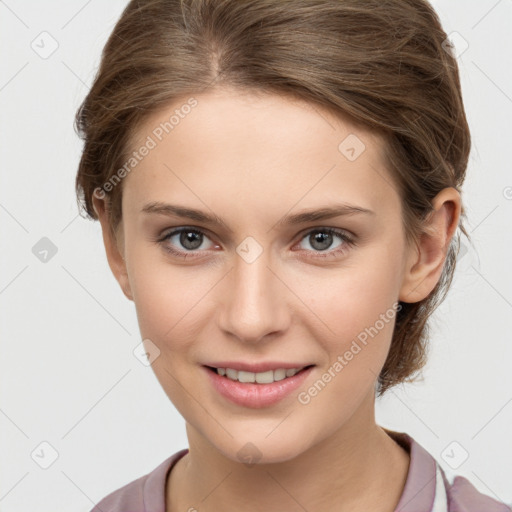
top-left (385, 429), bottom-right (445, 512)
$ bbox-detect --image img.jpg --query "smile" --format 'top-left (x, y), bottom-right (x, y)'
top-left (207, 365), bottom-right (313, 384)
top-left (203, 365), bottom-right (315, 408)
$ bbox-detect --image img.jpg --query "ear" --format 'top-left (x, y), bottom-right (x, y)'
top-left (399, 187), bottom-right (461, 303)
top-left (92, 192), bottom-right (134, 301)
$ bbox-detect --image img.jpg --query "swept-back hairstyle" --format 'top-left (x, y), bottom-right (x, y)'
top-left (75, 0), bottom-right (471, 396)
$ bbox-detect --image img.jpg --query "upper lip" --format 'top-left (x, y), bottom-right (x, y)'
top-left (203, 361), bottom-right (314, 373)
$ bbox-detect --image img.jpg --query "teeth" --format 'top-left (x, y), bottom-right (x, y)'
top-left (216, 366), bottom-right (304, 383)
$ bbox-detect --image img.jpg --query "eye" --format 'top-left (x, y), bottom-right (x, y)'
top-left (157, 226), bottom-right (355, 260)
top-left (292, 228), bottom-right (355, 259)
top-left (158, 227), bottom-right (217, 258)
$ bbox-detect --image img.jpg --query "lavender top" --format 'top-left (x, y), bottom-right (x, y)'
top-left (90, 430), bottom-right (510, 512)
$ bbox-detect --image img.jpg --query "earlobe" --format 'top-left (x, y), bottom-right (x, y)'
top-left (399, 187), bottom-right (461, 304)
top-left (92, 194), bottom-right (134, 302)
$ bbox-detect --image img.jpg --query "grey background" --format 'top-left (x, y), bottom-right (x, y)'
top-left (1, 0), bottom-right (511, 510)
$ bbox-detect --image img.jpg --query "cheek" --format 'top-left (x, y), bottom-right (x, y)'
top-left (128, 262), bottom-right (206, 410)
top-left (299, 252), bottom-right (402, 377)
top-left (126, 244), bottom-right (183, 338)
top-left (306, 258), bottom-right (401, 334)
top-left (126, 248), bottom-right (214, 359)
top-left (296, 267), bottom-right (401, 421)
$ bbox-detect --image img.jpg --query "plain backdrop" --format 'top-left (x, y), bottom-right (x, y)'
top-left (1, 0), bottom-right (511, 510)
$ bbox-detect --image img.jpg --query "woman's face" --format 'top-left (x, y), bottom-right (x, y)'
top-left (110, 88), bottom-right (418, 463)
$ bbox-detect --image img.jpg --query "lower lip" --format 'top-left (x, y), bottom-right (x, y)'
top-left (203, 365), bottom-right (314, 409)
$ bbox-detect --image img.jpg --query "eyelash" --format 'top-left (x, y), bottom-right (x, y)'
top-left (156, 226), bottom-right (356, 260)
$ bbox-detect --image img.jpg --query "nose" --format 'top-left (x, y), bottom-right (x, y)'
top-left (217, 247), bottom-right (290, 344)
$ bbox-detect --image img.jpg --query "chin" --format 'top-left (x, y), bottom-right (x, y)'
top-left (211, 431), bottom-right (312, 466)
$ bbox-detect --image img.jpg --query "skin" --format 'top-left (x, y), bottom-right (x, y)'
top-left (93, 87), bottom-right (461, 512)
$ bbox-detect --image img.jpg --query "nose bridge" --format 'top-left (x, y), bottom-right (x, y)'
top-left (218, 240), bottom-right (288, 342)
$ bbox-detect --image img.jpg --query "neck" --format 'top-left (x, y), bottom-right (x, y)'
top-left (167, 395), bottom-right (410, 512)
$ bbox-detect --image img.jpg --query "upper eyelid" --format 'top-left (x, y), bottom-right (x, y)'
top-left (160, 225), bottom-right (218, 244)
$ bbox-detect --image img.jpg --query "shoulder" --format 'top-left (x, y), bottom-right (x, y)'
top-left (445, 473), bottom-right (511, 512)
top-left (89, 448), bottom-right (189, 512)
top-left (384, 429), bottom-right (511, 512)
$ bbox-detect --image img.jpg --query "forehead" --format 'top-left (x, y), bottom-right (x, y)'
top-left (122, 88), bottom-right (399, 218)
top-left (132, 87), bottom-right (386, 158)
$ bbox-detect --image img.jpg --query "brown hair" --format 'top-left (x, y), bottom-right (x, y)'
top-left (74, 0), bottom-right (471, 397)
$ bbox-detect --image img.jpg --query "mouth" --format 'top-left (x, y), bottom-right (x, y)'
top-left (203, 363), bottom-right (316, 408)
top-left (204, 364), bottom-right (315, 384)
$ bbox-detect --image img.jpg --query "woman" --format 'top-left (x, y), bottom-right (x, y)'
top-left (74, 0), bottom-right (509, 510)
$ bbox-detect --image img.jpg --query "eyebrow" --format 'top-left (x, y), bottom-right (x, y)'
top-left (141, 201), bottom-right (375, 232)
